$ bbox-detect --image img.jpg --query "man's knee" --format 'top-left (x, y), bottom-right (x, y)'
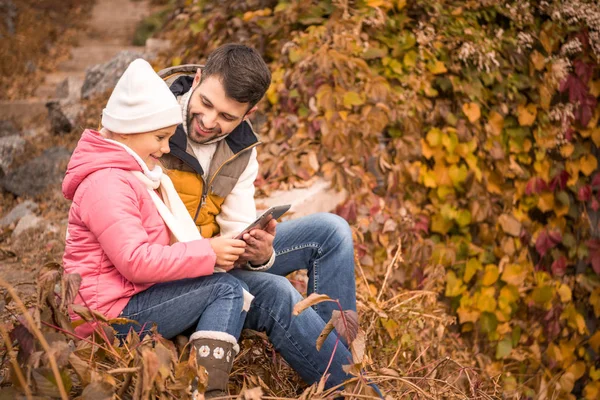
top-left (312, 212), bottom-right (353, 246)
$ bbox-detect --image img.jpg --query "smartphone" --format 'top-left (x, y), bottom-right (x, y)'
top-left (234, 204), bottom-right (291, 240)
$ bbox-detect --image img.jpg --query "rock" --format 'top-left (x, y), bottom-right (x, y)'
top-left (0, 200), bottom-right (38, 228)
top-left (12, 213), bottom-right (43, 237)
top-left (55, 77), bottom-right (84, 101)
top-left (258, 178), bottom-right (348, 219)
top-left (46, 100), bottom-right (83, 135)
top-left (81, 50), bottom-right (147, 99)
top-left (0, 147), bottom-right (71, 196)
top-left (0, 134), bottom-right (26, 176)
top-left (0, 120), bottom-right (19, 138)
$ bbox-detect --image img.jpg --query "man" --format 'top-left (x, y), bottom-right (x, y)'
top-left (158, 44), bottom-right (364, 390)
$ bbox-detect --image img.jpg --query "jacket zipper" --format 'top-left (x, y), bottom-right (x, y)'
top-left (192, 142), bottom-right (260, 223)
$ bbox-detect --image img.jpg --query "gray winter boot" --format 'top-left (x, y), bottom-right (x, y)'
top-left (190, 331), bottom-right (239, 399)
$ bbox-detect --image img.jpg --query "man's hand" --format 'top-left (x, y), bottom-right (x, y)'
top-left (209, 235), bottom-right (246, 271)
top-left (237, 218), bottom-right (277, 266)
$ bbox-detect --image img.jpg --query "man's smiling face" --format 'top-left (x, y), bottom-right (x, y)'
top-left (186, 72), bottom-right (254, 144)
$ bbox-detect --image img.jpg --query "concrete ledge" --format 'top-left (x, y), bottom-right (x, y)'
top-left (257, 177), bottom-right (348, 219)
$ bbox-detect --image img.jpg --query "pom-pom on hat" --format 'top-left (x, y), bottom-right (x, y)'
top-left (101, 59), bottom-right (182, 134)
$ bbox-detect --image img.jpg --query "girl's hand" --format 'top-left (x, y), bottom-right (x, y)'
top-left (209, 235), bottom-right (246, 271)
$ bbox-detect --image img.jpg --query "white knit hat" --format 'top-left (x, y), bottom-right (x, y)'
top-left (101, 59), bottom-right (182, 134)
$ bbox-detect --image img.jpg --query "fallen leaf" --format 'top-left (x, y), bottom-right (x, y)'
top-left (498, 214), bottom-right (522, 237)
top-left (293, 293), bottom-right (333, 316)
top-left (316, 319), bottom-right (335, 351)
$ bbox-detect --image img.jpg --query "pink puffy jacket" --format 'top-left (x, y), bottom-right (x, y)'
top-left (62, 129), bottom-right (216, 336)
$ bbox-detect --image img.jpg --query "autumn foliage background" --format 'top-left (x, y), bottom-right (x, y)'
top-left (2, 0), bottom-right (600, 399)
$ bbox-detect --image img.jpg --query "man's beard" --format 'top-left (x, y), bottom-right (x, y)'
top-left (186, 114), bottom-right (222, 144)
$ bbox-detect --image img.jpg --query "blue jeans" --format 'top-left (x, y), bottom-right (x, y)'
top-left (112, 273), bottom-right (245, 340)
top-left (230, 212), bottom-right (358, 389)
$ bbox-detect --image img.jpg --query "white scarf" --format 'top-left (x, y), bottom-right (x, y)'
top-left (104, 136), bottom-right (254, 310)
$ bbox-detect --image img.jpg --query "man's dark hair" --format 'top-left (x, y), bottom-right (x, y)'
top-left (202, 43), bottom-right (271, 109)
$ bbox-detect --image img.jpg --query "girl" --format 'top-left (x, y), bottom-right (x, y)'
top-left (62, 58), bottom-right (246, 397)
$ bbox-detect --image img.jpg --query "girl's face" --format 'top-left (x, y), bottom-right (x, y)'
top-left (120, 125), bottom-right (177, 169)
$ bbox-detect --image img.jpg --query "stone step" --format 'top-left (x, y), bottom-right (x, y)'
top-left (35, 71), bottom-right (85, 99)
top-left (59, 44), bottom-right (146, 73)
top-left (257, 177), bottom-right (348, 220)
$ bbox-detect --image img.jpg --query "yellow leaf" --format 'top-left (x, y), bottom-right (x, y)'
top-left (538, 192), bottom-right (555, 213)
top-left (462, 102), bottom-right (481, 123)
top-left (498, 214), bottom-right (522, 237)
top-left (421, 139), bottom-right (434, 159)
top-left (482, 264), bottom-right (499, 286)
top-left (562, 305), bottom-right (588, 335)
top-left (567, 361), bottom-right (586, 381)
top-left (476, 291), bottom-right (497, 312)
top-left (530, 50), bottom-right (546, 71)
top-left (539, 84), bottom-right (553, 110)
top-left (171, 56), bottom-right (182, 66)
top-left (580, 154), bottom-right (598, 176)
top-left (590, 366), bottom-right (600, 381)
top-left (396, 0), bottom-right (406, 10)
top-left (590, 331), bottom-right (600, 353)
top-left (584, 382), bottom-right (600, 400)
top-left (588, 128), bottom-right (600, 147)
top-left (591, 288), bottom-right (600, 318)
top-left (457, 306), bottom-right (480, 324)
top-left (428, 60), bottom-right (447, 75)
top-left (487, 111), bottom-right (504, 136)
top-left (449, 164), bottom-right (468, 186)
top-left (566, 160), bottom-right (580, 186)
top-left (517, 104), bottom-right (537, 126)
top-left (540, 30), bottom-right (554, 54)
top-left (343, 91), bottom-right (364, 108)
top-left (560, 143), bottom-right (575, 158)
top-left (381, 318), bottom-right (399, 339)
top-left (445, 271), bottom-right (466, 297)
top-left (501, 264), bottom-right (527, 286)
top-left (426, 128), bottom-right (443, 147)
top-left (431, 214), bottom-right (453, 234)
top-left (464, 258), bottom-right (482, 282)
top-left (558, 284), bottom-right (572, 303)
top-left (559, 372), bottom-right (575, 393)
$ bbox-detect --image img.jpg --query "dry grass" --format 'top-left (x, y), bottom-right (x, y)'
top-left (0, 0), bottom-right (89, 100)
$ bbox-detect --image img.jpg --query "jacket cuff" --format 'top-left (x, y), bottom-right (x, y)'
top-left (244, 249), bottom-right (276, 272)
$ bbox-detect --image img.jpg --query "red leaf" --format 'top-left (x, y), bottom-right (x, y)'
top-left (549, 170), bottom-right (569, 191)
top-left (565, 127), bottom-right (574, 142)
top-left (574, 60), bottom-right (593, 84)
top-left (413, 214), bottom-right (429, 235)
top-left (551, 256), bottom-right (567, 276)
top-left (587, 239), bottom-right (600, 275)
top-left (559, 66), bottom-right (597, 127)
top-left (525, 177), bottom-right (548, 195)
top-left (331, 309), bottom-right (359, 345)
top-left (591, 173), bottom-right (600, 190)
top-left (336, 200), bottom-right (357, 224)
top-left (535, 230), bottom-right (562, 257)
top-left (592, 197), bottom-right (600, 212)
top-left (578, 185), bottom-right (592, 201)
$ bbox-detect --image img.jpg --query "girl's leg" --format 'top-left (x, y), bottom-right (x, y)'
top-left (111, 273), bottom-right (244, 398)
top-left (112, 273), bottom-right (244, 340)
